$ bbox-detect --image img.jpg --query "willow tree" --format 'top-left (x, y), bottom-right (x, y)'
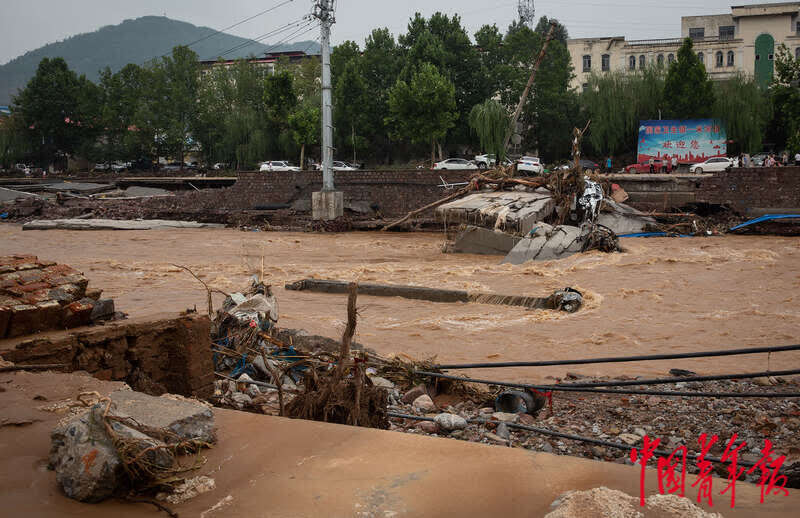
top-left (712, 74), bottom-right (770, 154)
top-left (580, 66), bottom-right (665, 156)
top-left (468, 99), bottom-right (509, 162)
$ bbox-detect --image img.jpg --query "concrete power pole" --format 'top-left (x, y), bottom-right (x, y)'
top-left (311, 0), bottom-right (343, 220)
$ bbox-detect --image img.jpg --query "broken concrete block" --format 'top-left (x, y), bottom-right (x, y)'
top-left (598, 199), bottom-right (656, 235)
top-left (8, 304), bottom-right (38, 337)
top-left (34, 300), bottom-right (64, 331)
top-left (502, 226), bottom-right (584, 264)
top-left (48, 284), bottom-right (83, 305)
top-left (110, 390), bottom-right (216, 444)
top-left (49, 404), bottom-right (173, 503)
top-left (63, 300), bottom-right (94, 328)
top-left (90, 299), bottom-right (115, 321)
top-left (0, 306), bottom-right (10, 338)
top-left (451, 226), bottom-right (522, 255)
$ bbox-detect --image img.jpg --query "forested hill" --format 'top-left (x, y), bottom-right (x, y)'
top-left (0, 16), bottom-right (320, 105)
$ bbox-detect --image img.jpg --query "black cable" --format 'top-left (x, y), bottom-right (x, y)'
top-left (170, 0), bottom-right (295, 56)
top-left (416, 369), bottom-right (800, 395)
top-left (434, 343), bottom-right (800, 370)
top-left (208, 18), bottom-right (311, 60)
top-left (386, 412), bottom-right (758, 468)
top-left (259, 21), bottom-right (320, 57)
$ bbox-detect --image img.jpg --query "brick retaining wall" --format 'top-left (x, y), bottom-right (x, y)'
top-left (697, 167), bottom-right (800, 215)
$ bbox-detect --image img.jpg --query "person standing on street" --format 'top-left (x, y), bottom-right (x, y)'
top-left (671, 155), bottom-right (678, 172)
top-left (649, 157), bottom-right (654, 173)
top-left (794, 151), bottom-right (800, 166)
top-left (606, 156), bottom-right (612, 173)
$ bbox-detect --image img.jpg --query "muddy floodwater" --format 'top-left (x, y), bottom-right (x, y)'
top-left (2, 225), bottom-right (799, 382)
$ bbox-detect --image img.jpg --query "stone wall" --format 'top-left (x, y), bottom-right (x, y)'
top-left (1, 314), bottom-right (214, 398)
top-left (696, 167), bottom-right (800, 215)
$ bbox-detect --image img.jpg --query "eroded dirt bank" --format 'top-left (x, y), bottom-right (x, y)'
top-left (2, 224), bottom-right (798, 382)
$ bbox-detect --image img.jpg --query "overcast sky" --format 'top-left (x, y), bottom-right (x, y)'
top-left (0, 0), bottom-right (762, 65)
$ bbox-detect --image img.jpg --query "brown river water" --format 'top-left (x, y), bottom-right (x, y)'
top-left (2, 225), bottom-right (799, 382)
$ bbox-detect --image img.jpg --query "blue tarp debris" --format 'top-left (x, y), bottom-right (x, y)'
top-left (729, 214), bottom-right (800, 232)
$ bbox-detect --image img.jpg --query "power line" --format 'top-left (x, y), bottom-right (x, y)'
top-left (178, 0), bottom-right (296, 52)
top-left (205, 17), bottom-right (311, 60)
top-left (260, 21), bottom-right (321, 56)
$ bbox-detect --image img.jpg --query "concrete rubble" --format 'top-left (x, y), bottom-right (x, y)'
top-left (544, 487), bottom-right (723, 518)
top-left (48, 389), bottom-right (216, 503)
top-left (22, 218), bottom-right (224, 231)
top-left (0, 254), bottom-right (118, 338)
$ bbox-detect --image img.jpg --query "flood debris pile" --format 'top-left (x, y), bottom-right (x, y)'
top-left (0, 254), bottom-right (120, 338)
top-left (48, 389), bottom-right (215, 504)
top-left (436, 172), bottom-right (634, 263)
top-left (211, 281), bottom-right (390, 428)
top-left (386, 370), bottom-right (800, 488)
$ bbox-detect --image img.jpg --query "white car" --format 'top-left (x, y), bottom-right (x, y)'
top-left (314, 161), bottom-right (358, 171)
top-left (433, 158), bottom-right (478, 170)
top-left (689, 157), bottom-right (732, 173)
top-left (260, 161), bottom-right (301, 172)
top-left (473, 154), bottom-right (513, 169)
top-left (516, 156), bottom-right (544, 174)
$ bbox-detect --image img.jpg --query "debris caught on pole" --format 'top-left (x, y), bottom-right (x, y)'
top-left (503, 21), bottom-right (558, 153)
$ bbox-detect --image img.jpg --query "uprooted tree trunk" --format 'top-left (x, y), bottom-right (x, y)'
top-left (285, 283), bottom-right (388, 429)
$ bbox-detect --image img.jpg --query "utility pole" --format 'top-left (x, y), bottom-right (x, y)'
top-left (311, 0), bottom-right (343, 220)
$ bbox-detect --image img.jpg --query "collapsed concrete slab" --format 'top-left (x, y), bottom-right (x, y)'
top-left (502, 225), bottom-right (585, 264)
top-left (451, 225), bottom-right (523, 255)
top-left (22, 219), bottom-right (224, 231)
top-left (110, 390), bottom-right (216, 444)
top-left (437, 191), bottom-right (556, 236)
top-left (598, 199), bottom-right (656, 235)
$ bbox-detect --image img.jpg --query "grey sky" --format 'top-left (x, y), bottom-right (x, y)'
top-left (0, 0), bottom-right (764, 65)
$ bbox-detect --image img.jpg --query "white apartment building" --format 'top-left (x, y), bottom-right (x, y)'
top-left (568, 2), bottom-right (800, 90)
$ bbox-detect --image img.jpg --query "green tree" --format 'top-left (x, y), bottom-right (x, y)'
top-left (360, 28), bottom-right (402, 163)
top-left (664, 38), bottom-right (715, 119)
top-left (96, 64), bottom-right (146, 162)
top-left (770, 44), bottom-right (800, 153)
top-left (498, 21), bottom-right (579, 162)
top-left (288, 102), bottom-right (320, 169)
top-left (534, 16), bottom-right (569, 44)
top-left (712, 74), bottom-right (770, 154)
top-left (469, 99), bottom-right (509, 162)
top-left (136, 46), bottom-right (200, 167)
top-left (386, 63), bottom-right (457, 164)
top-left (12, 57), bottom-right (100, 167)
top-left (334, 59), bottom-right (369, 163)
top-left (581, 67), bottom-right (665, 156)
top-left (399, 13), bottom-right (489, 153)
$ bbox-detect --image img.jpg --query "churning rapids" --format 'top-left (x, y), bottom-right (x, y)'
top-left (3, 225), bottom-right (799, 382)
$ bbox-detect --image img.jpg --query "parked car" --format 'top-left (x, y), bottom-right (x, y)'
top-left (750, 153), bottom-right (768, 167)
top-left (474, 154), bottom-right (513, 169)
top-left (260, 160), bottom-right (301, 172)
top-left (131, 158), bottom-right (156, 171)
top-left (14, 163), bottom-right (32, 175)
top-left (432, 158), bottom-right (478, 170)
top-left (689, 157), bottom-right (732, 173)
top-left (212, 163), bottom-right (229, 170)
top-left (110, 161), bottom-right (131, 172)
top-left (313, 161), bottom-right (359, 171)
top-left (93, 162), bottom-right (111, 172)
top-left (161, 162), bottom-right (184, 172)
top-left (516, 156), bottom-right (544, 175)
top-left (625, 159), bottom-right (672, 174)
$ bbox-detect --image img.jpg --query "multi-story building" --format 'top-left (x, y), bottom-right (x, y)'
top-left (199, 50), bottom-right (319, 78)
top-left (568, 2), bottom-right (800, 90)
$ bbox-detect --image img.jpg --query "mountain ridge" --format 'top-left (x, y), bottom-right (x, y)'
top-left (0, 16), bottom-right (320, 105)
